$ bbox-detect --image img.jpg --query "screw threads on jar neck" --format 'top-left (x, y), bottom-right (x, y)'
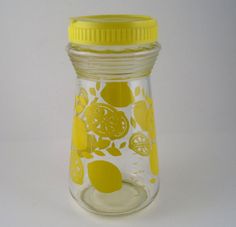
top-left (67, 42), bottom-right (160, 81)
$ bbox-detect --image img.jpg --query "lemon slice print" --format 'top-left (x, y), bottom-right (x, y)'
top-left (129, 132), bottom-right (151, 156)
top-left (70, 150), bottom-right (84, 184)
top-left (85, 103), bottom-right (129, 140)
top-left (88, 160), bottom-right (122, 193)
top-left (101, 82), bottom-right (134, 107)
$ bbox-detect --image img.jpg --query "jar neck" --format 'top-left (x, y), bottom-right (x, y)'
top-left (67, 42), bottom-right (161, 81)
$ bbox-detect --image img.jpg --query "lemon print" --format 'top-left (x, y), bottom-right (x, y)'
top-left (133, 101), bottom-right (149, 131)
top-left (88, 160), bottom-right (122, 193)
top-left (129, 132), bottom-right (151, 156)
top-left (72, 116), bottom-right (87, 150)
top-left (101, 82), bottom-right (134, 107)
top-left (75, 88), bottom-right (88, 114)
top-left (85, 103), bottom-right (129, 140)
top-left (150, 143), bottom-right (159, 175)
top-left (70, 150), bottom-right (84, 184)
top-left (133, 100), bottom-right (156, 140)
top-left (147, 107), bottom-right (156, 139)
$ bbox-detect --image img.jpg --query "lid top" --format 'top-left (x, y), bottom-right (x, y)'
top-left (74, 14), bottom-right (153, 23)
top-left (68, 14), bottom-right (158, 46)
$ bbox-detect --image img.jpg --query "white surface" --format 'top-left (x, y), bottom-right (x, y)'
top-left (0, 0), bottom-right (236, 226)
top-left (0, 133), bottom-right (235, 226)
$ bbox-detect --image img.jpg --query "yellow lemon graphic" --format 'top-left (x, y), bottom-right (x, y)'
top-left (75, 88), bottom-right (88, 114)
top-left (129, 132), bottom-right (151, 156)
top-left (149, 143), bottom-right (159, 175)
top-left (147, 107), bottom-right (156, 140)
top-left (101, 82), bottom-right (134, 107)
top-left (133, 101), bottom-right (149, 131)
top-left (70, 150), bottom-right (84, 184)
top-left (85, 103), bottom-right (129, 140)
top-left (133, 100), bottom-right (156, 140)
top-left (88, 160), bottom-right (122, 193)
top-left (72, 116), bottom-right (87, 150)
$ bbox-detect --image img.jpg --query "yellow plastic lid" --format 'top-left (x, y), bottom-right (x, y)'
top-left (68, 14), bottom-right (158, 46)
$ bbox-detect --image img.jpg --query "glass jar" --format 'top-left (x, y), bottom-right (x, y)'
top-left (67, 15), bottom-right (161, 216)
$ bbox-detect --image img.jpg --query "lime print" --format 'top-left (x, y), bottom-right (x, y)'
top-left (129, 132), bottom-right (151, 156)
top-left (101, 82), bottom-right (134, 107)
top-left (70, 150), bottom-right (84, 185)
top-left (88, 160), bottom-right (122, 193)
top-left (85, 102), bottom-right (129, 140)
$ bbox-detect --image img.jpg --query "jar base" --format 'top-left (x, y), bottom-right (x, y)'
top-left (71, 180), bottom-right (155, 216)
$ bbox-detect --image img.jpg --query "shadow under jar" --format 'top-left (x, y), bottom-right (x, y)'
top-left (67, 14), bottom-right (161, 216)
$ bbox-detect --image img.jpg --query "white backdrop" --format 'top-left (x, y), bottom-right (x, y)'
top-left (0, 0), bottom-right (235, 226)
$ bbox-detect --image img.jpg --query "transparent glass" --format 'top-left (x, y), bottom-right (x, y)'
top-left (67, 42), bottom-right (161, 216)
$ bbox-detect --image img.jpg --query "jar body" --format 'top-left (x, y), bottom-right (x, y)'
top-left (68, 43), bottom-right (160, 215)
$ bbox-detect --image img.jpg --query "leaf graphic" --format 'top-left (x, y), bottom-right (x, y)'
top-left (81, 151), bottom-right (93, 159)
top-left (88, 134), bottom-right (97, 144)
top-left (146, 96), bottom-right (153, 105)
top-left (150, 178), bottom-right (156, 184)
top-left (93, 150), bottom-right (105, 156)
top-left (107, 143), bottom-right (121, 156)
top-left (96, 82), bottom-right (101, 91)
top-left (87, 134), bottom-right (97, 152)
top-left (97, 137), bottom-right (110, 149)
top-left (135, 87), bottom-right (140, 96)
top-left (89, 88), bottom-right (96, 96)
top-left (119, 142), bottom-right (126, 149)
top-left (91, 97), bottom-right (99, 103)
top-left (130, 117), bottom-right (136, 128)
top-left (142, 88), bottom-right (146, 97)
top-left (77, 150), bottom-right (84, 158)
